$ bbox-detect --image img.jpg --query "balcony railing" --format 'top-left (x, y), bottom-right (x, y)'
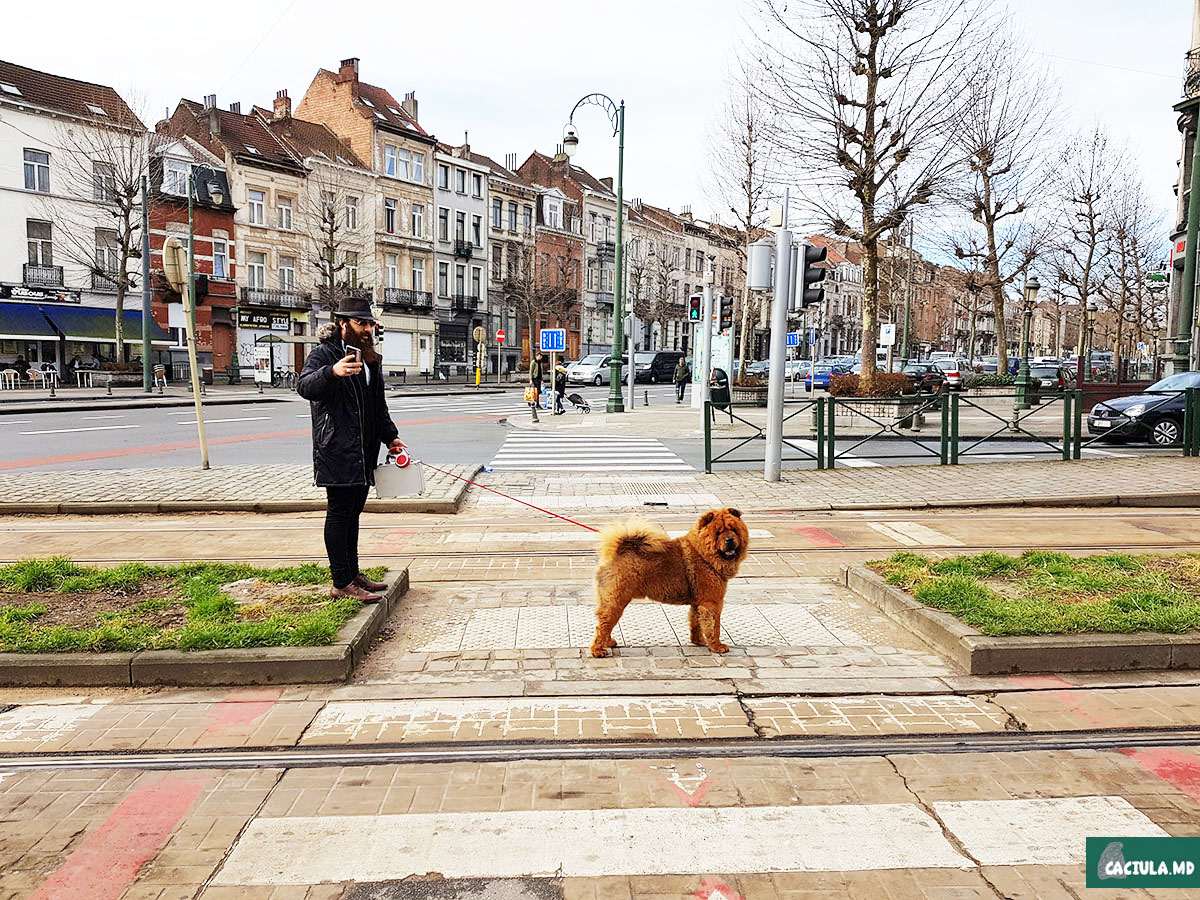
top-left (1186, 49), bottom-right (1200, 99)
top-left (454, 239), bottom-right (475, 258)
top-left (383, 288), bottom-right (433, 311)
top-left (452, 294), bottom-right (479, 313)
top-left (240, 286), bottom-right (313, 309)
top-left (24, 263), bottom-right (63, 287)
top-left (91, 271), bottom-right (120, 292)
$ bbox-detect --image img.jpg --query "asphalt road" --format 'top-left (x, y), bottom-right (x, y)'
top-left (0, 381), bottom-right (1178, 472)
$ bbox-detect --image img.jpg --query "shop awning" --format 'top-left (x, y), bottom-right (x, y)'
top-left (39, 305), bottom-right (171, 344)
top-left (0, 301), bottom-right (57, 340)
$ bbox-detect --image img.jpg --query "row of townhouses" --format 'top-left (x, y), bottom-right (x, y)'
top-left (0, 57), bottom-right (749, 382)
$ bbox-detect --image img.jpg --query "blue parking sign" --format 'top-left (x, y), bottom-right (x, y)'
top-left (786, 332), bottom-right (799, 348)
top-left (539, 329), bottom-right (566, 353)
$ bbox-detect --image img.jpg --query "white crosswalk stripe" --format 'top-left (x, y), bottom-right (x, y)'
top-left (490, 432), bottom-right (694, 472)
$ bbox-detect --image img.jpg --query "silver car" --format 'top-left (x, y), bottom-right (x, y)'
top-left (568, 354), bottom-right (611, 386)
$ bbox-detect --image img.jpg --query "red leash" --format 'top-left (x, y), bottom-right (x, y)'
top-left (419, 460), bottom-right (600, 533)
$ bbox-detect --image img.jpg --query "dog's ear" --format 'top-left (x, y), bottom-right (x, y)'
top-left (698, 511), bottom-right (716, 528)
top-left (726, 508), bottom-right (742, 519)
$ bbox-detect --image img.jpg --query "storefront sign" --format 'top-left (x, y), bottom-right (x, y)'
top-left (0, 285), bottom-right (81, 303)
top-left (239, 310), bottom-right (290, 331)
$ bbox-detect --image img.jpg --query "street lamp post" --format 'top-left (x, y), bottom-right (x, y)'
top-left (1011, 276), bottom-right (1040, 429)
top-left (563, 93), bottom-right (625, 413)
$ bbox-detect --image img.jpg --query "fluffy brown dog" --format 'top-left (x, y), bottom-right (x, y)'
top-left (591, 508), bottom-right (749, 658)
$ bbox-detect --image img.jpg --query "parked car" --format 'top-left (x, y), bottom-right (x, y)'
top-left (785, 359), bottom-right (813, 381)
top-left (902, 362), bottom-right (947, 394)
top-left (569, 354), bottom-right (612, 386)
top-left (934, 358), bottom-right (970, 391)
top-left (745, 359), bottom-right (771, 377)
top-left (805, 363), bottom-right (839, 391)
top-left (1087, 371), bottom-right (1200, 445)
top-left (633, 350), bottom-right (686, 383)
top-left (1028, 364), bottom-right (1070, 390)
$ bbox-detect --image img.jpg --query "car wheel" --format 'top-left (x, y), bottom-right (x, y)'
top-left (1150, 418), bottom-right (1182, 446)
top-left (593, 375), bottom-right (603, 386)
top-left (650, 373), bottom-right (657, 384)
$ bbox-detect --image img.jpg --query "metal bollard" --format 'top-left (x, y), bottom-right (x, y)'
top-left (258, 380), bottom-right (263, 394)
top-left (49, 380), bottom-right (55, 398)
top-left (158, 379), bottom-right (164, 395)
top-left (106, 376), bottom-right (112, 396)
top-left (643, 390), bottom-right (649, 407)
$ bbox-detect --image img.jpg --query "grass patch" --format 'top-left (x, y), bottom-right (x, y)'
top-left (869, 551), bottom-right (1200, 636)
top-left (0, 559), bottom-right (387, 654)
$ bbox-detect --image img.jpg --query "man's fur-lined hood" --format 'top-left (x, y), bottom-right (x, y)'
top-left (317, 322), bottom-right (339, 341)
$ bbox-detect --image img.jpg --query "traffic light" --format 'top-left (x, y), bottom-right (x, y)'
top-left (688, 294), bottom-right (702, 321)
top-left (718, 295), bottom-right (734, 331)
top-left (799, 243), bottom-right (827, 309)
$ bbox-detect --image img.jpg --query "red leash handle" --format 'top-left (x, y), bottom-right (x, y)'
top-left (418, 460), bottom-right (600, 533)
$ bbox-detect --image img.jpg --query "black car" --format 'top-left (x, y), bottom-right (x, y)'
top-left (902, 363), bottom-right (947, 394)
top-left (633, 350), bottom-right (687, 383)
top-left (1087, 372), bottom-right (1200, 445)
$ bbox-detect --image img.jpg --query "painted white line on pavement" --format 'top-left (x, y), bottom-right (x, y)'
top-left (887, 521), bottom-right (963, 546)
top-left (934, 796), bottom-right (1167, 865)
top-left (19, 425), bottom-right (139, 435)
top-left (1, 420), bottom-right (32, 425)
top-left (868, 522), bottom-right (920, 546)
top-left (80, 415), bottom-right (125, 420)
top-left (837, 457), bottom-right (882, 467)
top-left (295, 414), bottom-right (311, 418)
top-left (440, 529), bottom-right (773, 544)
top-left (212, 803), bottom-right (967, 884)
top-left (0, 704), bottom-right (102, 742)
top-left (174, 416), bottom-right (273, 425)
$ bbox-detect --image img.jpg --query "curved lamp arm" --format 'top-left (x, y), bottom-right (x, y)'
top-left (568, 93), bottom-right (620, 137)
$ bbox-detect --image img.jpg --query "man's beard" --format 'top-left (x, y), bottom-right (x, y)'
top-left (342, 325), bottom-right (380, 364)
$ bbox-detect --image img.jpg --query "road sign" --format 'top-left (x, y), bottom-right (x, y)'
top-left (472, 325), bottom-right (486, 343)
top-left (786, 331), bottom-right (799, 348)
top-left (496, 329), bottom-right (506, 344)
top-left (879, 323), bottom-right (896, 346)
top-left (539, 329), bottom-right (566, 353)
top-left (1138, 342), bottom-right (1145, 352)
top-left (809, 327), bottom-right (816, 346)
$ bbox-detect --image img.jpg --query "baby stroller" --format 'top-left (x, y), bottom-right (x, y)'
top-left (566, 392), bottom-right (591, 414)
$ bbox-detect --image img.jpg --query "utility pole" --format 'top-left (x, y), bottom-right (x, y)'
top-left (141, 177), bottom-right (152, 392)
top-left (764, 190), bottom-right (792, 483)
top-left (901, 218), bottom-right (914, 365)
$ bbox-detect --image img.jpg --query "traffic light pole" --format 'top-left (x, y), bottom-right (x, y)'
top-left (701, 276), bottom-right (714, 407)
top-left (765, 211), bottom-right (793, 483)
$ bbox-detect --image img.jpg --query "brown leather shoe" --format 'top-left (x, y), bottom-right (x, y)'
top-left (354, 573), bottom-right (390, 593)
top-left (330, 582), bottom-right (382, 603)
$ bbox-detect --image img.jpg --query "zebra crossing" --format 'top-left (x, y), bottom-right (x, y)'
top-left (489, 431), bottom-right (695, 472)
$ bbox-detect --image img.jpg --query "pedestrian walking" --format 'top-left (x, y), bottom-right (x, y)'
top-left (553, 364), bottom-right (567, 415)
top-left (529, 352), bottom-right (544, 394)
top-left (673, 357), bottom-right (689, 403)
top-left (298, 295), bottom-right (404, 602)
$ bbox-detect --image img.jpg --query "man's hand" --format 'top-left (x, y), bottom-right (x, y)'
top-left (332, 353), bottom-right (362, 377)
top-left (388, 438), bottom-right (407, 453)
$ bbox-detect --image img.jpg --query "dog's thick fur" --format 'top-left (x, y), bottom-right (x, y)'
top-left (591, 508), bottom-right (749, 658)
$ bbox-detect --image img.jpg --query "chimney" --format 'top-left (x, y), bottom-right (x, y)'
top-left (337, 57), bottom-right (359, 83)
top-left (505, 153), bottom-right (517, 171)
top-left (273, 89), bottom-right (291, 121)
top-left (229, 102), bottom-right (241, 114)
top-left (203, 94), bottom-right (219, 136)
top-left (462, 130), bottom-right (469, 154)
top-left (553, 144), bottom-right (567, 163)
top-left (402, 91), bottom-right (418, 122)
top-left (601, 176), bottom-right (614, 191)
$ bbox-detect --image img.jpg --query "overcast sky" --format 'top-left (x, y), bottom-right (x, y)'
top-left (5, 0), bottom-right (1191, 239)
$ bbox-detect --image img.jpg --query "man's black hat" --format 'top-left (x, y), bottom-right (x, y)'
top-left (332, 294), bottom-right (379, 324)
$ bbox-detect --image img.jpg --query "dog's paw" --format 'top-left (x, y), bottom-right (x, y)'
top-left (590, 645), bottom-right (611, 658)
top-left (606, 637), bottom-right (618, 648)
top-left (708, 642), bottom-right (730, 654)
top-left (690, 635), bottom-right (706, 646)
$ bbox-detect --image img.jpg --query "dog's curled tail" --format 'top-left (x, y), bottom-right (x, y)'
top-left (596, 517), bottom-right (670, 564)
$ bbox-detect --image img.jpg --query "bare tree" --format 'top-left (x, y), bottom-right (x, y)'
top-left (47, 108), bottom-right (160, 359)
top-left (1101, 178), bottom-right (1163, 371)
top-left (503, 240), bottom-right (581, 358)
top-left (755, 0), bottom-right (986, 387)
top-left (300, 165), bottom-right (375, 312)
top-left (705, 59), bottom-right (778, 377)
top-left (1050, 126), bottom-right (1125, 370)
top-left (948, 25), bottom-right (1057, 373)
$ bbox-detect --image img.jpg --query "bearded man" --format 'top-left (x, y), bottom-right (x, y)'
top-left (298, 296), bottom-right (405, 601)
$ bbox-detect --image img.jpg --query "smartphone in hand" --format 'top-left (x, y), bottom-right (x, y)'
top-left (353, 348), bottom-right (362, 364)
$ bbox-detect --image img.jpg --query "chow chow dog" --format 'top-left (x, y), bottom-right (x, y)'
top-left (590, 508), bottom-right (749, 658)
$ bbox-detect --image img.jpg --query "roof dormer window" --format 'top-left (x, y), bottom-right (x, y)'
top-left (0, 82), bottom-right (21, 96)
top-left (245, 145), bottom-right (260, 155)
top-left (361, 97), bottom-right (375, 108)
top-left (86, 104), bottom-right (107, 116)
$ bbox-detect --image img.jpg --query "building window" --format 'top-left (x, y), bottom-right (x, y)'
top-left (397, 149), bottom-right (412, 180)
top-left (455, 168), bottom-right (466, 194)
top-left (346, 196), bottom-right (359, 229)
top-left (412, 257), bottom-right (425, 291)
top-left (544, 198), bottom-right (561, 229)
top-left (345, 251), bottom-right (358, 287)
top-left (277, 197), bottom-right (293, 231)
top-left (92, 162), bottom-right (116, 201)
top-left (471, 215), bottom-right (481, 247)
top-left (590, 212), bottom-right (597, 241)
top-left (23, 150), bottom-right (50, 193)
top-left (523, 205), bottom-right (532, 233)
top-left (162, 158), bottom-right (189, 196)
top-left (412, 153), bottom-right (424, 184)
top-left (455, 265), bottom-right (465, 296)
top-left (492, 244), bottom-right (502, 281)
top-left (411, 203), bottom-right (424, 237)
top-left (455, 211), bottom-right (466, 242)
top-left (247, 189), bottom-right (265, 226)
top-left (492, 198), bottom-right (502, 229)
top-left (438, 261), bottom-right (449, 297)
top-left (94, 229), bottom-right (119, 277)
top-left (385, 145), bottom-right (398, 177)
top-left (685, 248), bottom-right (692, 271)
top-left (471, 266), bottom-right (481, 299)
top-left (212, 239), bottom-right (228, 278)
top-left (26, 220), bottom-right (52, 265)
top-left (386, 253), bottom-right (398, 289)
top-left (438, 164), bottom-right (450, 190)
top-left (384, 198), bottom-right (397, 233)
top-left (472, 172), bottom-right (482, 198)
top-left (508, 201), bottom-right (517, 232)
top-left (696, 253), bottom-right (703, 274)
top-left (247, 251), bottom-right (266, 288)
top-left (602, 215), bottom-right (612, 242)
top-left (279, 256), bottom-right (296, 291)
top-left (438, 207), bottom-right (449, 241)
top-left (507, 246), bottom-right (517, 281)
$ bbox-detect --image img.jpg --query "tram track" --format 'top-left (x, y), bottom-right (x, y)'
top-left (3, 727), bottom-right (1200, 771)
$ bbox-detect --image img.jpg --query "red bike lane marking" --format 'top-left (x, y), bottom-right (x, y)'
top-left (788, 524), bottom-right (845, 548)
top-left (1121, 747), bottom-right (1200, 803)
top-left (28, 773), bottom-right (210, 900)
top-left (196, 688), bottom-right (283, 745)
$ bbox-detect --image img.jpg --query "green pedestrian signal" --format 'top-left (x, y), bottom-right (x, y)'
top-left (689, 294), bottom-right (702, 321)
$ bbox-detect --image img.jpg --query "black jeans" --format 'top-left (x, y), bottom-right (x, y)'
top-left (324, 485), bottom-right (370, 589)
top-left (676, 381), bottom-right (686, 401)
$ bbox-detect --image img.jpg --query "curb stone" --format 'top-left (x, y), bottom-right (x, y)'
top-left (0, 568), bottom-right (409, 687)
top-left (0, 396), bottom-right (288, 416)
top-left (845, 564), bottom-right (1200, 675)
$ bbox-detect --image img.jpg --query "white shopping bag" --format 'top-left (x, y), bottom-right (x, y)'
top-left (374, 448), bottom-right (425, 498)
